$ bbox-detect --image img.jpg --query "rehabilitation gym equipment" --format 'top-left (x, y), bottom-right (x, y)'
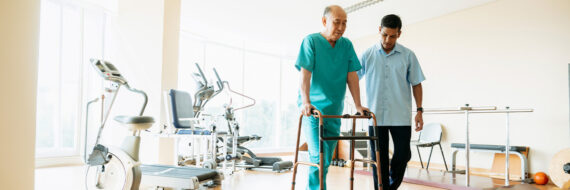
top-left (164, 63), bottom-right (292, 173)
top-left (83, 59), bottom-right (223, 190)
top-left (420, 104), bottom-right (533, 187)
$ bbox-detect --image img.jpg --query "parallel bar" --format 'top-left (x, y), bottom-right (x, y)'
top-left (420, 109), bottom-right (533, 115)
top-left (413, 106), bottom-right (497, 112)
top-left (470, 110), bottom-right (533, 113)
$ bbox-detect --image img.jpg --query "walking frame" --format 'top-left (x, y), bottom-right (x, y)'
top-left (291, 109), bottom-right (383, 190)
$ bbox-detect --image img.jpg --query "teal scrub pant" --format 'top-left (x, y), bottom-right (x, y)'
top-left (303, 116), bottom-right (341, 190)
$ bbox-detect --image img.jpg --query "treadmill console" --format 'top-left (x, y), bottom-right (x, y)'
top-left (90, 58), bottom-right (127, 84)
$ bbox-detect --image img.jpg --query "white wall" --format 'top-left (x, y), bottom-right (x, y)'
top-left (353, 0), bottom-right (570, 174)
top-left (0, 0), bottom-right (40, 189)
top-left (109, 0), bottom-right (181, 164)
top-left (114, 0), bottom-right (164, 120)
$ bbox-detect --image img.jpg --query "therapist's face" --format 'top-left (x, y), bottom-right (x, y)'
top-left (322, 8), bottom-right (347, 42)
top-left (379, 26), bottom-right (401, 51)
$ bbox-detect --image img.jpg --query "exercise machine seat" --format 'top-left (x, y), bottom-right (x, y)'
top-left (114, 115), bottom-right (155, 124)
top-left (114, 115), bottom-right (155, 131)
top-left (169, 89), bottom-right (194, 129)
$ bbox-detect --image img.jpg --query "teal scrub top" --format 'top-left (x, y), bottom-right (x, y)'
top-left (295, 33), bottom-right (361, 115)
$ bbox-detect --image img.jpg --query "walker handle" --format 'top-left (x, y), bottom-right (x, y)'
top-left (310, 108), bottom-right (319, 115)
top-left (355, 110), bottom-right (370, 116)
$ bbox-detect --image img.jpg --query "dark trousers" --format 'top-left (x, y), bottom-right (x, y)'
top-left (369, 126), bottom-right (412, 190)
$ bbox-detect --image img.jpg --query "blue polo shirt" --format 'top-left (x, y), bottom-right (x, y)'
top-left (358, 43), bottom-right (425, 126)
top-left (295, 33), bottom-right (361, 116)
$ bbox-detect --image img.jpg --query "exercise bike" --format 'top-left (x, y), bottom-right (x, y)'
top-left (83, 59), bottom-right (222, 190)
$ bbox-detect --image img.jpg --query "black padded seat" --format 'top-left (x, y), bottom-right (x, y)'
top-left (258, 157), bottom-right (283, 165)
top-left (451, 143), bottom-right (526, 152)
top-left (114, 115), bottom-right (155, 124)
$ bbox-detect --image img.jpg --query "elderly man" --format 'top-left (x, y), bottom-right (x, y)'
top-left (296, 5), bottom-right (369, 190)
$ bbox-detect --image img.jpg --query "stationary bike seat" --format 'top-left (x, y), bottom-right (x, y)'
top-left (114, 115), bottom-right (155, 124)
top-left (114, 115), bottom-right (155, 131)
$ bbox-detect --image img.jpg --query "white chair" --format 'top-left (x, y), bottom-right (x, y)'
top-left (411, 123), bottom-right (448, 171)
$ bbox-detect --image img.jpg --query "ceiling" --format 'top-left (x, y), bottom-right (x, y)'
top-left (180, 0), bottom-right (496, 57)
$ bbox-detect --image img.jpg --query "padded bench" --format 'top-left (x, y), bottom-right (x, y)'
top-left (450, 143), bottom-right (529, 180)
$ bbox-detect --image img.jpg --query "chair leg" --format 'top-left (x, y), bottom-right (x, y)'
top-left (439, 144), bottom-right (449, 171)
top-left (451, 150), bottom-right (458, 172)
top-left (426, 146), bottom-right (434, 170)
top-left (416, 145), bottom-right (424, 168)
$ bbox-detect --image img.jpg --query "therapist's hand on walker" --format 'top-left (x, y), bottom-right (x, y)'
top-left (414, 112), bottom-right (424, 132)
top-left (301, 103), bottom-right (316, 117)
top-left (355, 106), bottom-right (370, 116)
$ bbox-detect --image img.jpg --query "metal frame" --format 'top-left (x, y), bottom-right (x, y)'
top-left (291, 110), bottom-right (383, 190)
top-left (420, 104), bottom-right (533, 187)
top-left (451, 148), bottom-right (528, 181)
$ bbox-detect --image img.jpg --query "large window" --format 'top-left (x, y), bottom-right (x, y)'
top-left (279, 60), bottom-right (301, 148)
top-left (36, 0), bottom-right (113, 158)
top-left (178, 34), bottom-right (369, 151)
top-left (242, 52), bottom-right (281, 148)
top-left (178, 33), bottom-right (298, 151)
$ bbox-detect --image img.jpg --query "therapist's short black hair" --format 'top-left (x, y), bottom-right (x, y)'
top-left (381, 14), bottom-right (402, 30)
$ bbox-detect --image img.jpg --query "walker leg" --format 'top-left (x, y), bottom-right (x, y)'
top-left (291, 115), bottom-right (303, 190)
top-left (350, 118), bottom-right (356, 190)
top-left (376, 151), bottom-right (382, 190)
top-left (319, 122), bottom-right (324, 190)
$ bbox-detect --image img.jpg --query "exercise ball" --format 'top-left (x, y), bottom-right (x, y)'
top-left (534, 172), bottom-right (549, 185)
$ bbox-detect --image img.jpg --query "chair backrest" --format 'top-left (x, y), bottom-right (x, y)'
top-left (418, 123), bottom-right (443, 143)
top-left (169, 89), bottom-right (194, 129)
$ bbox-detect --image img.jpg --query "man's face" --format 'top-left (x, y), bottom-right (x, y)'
top-left (323, 11), bottom-right (347, 41)
top-left (379, 27), bottom-right (401, 51)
